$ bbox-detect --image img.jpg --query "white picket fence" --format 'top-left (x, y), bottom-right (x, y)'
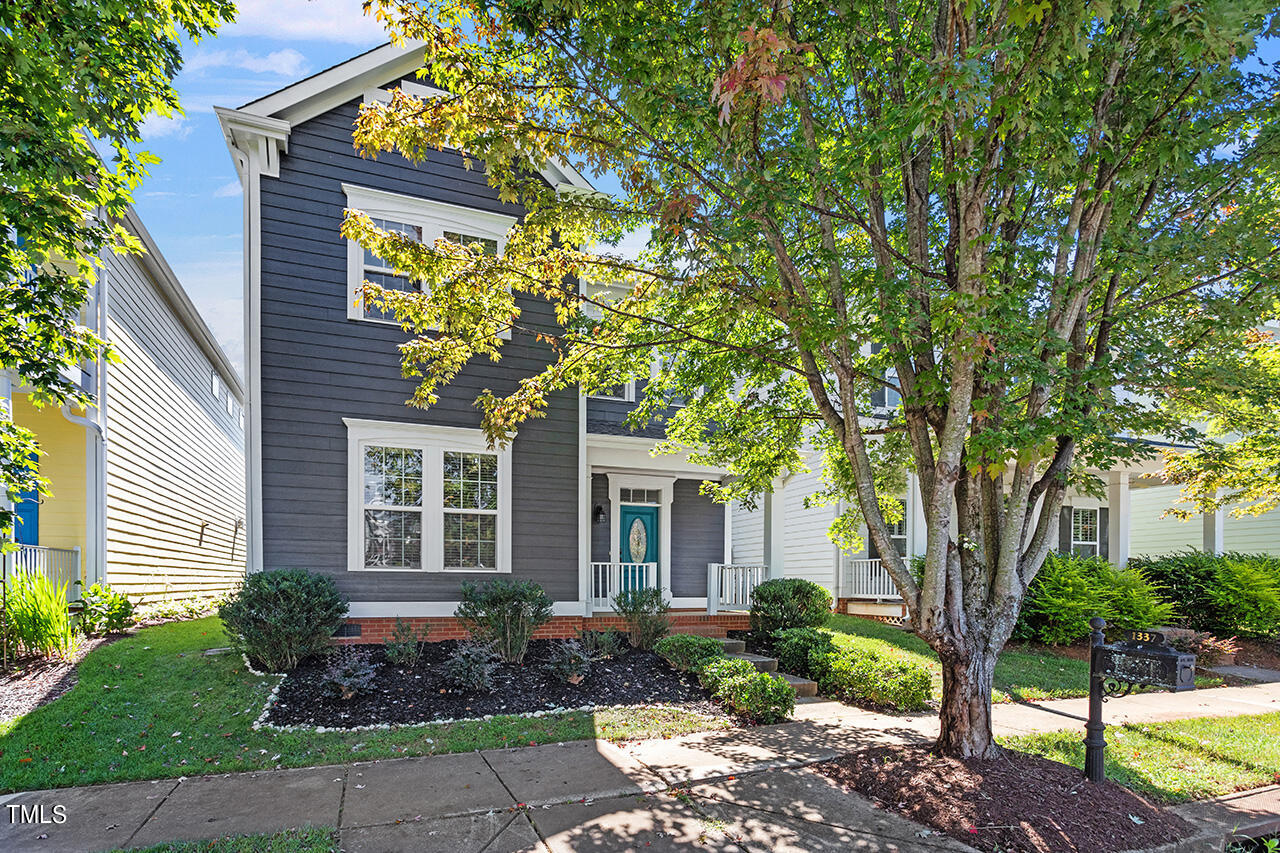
top-left (589, 562), bottom-right (660, 611)
top-left (4, 544), bottom-right (83, 600)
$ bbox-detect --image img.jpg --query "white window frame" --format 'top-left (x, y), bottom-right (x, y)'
top-left (589, 380), bottom-right (635, 402)
top-left (342, 183), bottom-right (514, 335)
top-left (886, 499), bottom-right (909, 557)
top-left (345, 418), bottom-right (512, 573)
top-left (1071, 506), bottom-right (1099, 556)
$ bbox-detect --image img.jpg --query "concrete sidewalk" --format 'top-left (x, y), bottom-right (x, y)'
top-left (1, 681), bottom-right (1276, 852)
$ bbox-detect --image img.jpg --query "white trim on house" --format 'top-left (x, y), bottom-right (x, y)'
top-left (343, 418), bottom-right (513, 574)
top-left (577, 388), bottom-right (591, 616)
top-left (341, 183), bottom-right (515, 334)
top-left (348, 600), bottom-right (588, 619)
top-left (588, 381), bottom-right (636, 402)
top-left (235, 42), bottom-right (596, 194)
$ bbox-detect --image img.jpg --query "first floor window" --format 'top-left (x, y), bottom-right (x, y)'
top-left (348, 419), bottom-right (511, 573)
top-left (1071, 507), bottom-right (1099, 557)
top-left (443, 451), bottom-right (498, 569)
top-left (362, 445), bottom-right (423, 569)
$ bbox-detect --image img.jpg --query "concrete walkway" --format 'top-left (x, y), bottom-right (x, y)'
top-left (2, 681), bottom-right (1277, 853)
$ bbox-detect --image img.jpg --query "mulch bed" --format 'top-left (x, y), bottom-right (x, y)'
top-left (813, 746), bottom-right (1192, 853)
top-left (1236, 638), bottom-right (1280, 672)
top-left (0, 636), bottom-right (115, 723)
top-left (266, 639), bottom-right (726, 729)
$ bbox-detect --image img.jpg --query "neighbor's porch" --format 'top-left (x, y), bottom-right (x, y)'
top-left (2, 389), bottom-right (101, 599)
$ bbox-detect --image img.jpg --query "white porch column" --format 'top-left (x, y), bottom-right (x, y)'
top-left (762, 484), bottom-right (786, 579)
top-left (1107, 472), bottom-right (1130, 567)
top-left (1202, 506), bottom-right (1225, 555)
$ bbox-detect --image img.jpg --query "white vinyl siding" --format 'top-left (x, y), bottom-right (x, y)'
top-left (782, 455), bottom-right (840, 595)
top-left (730, 498), bottom-right (764, 564)
top-left (102, 251), bottom-right (246, 601)
top-left (1128, 485), bottom-right (1201, 556)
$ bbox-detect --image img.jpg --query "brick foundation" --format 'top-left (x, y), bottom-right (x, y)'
top-left (334, 609), bottom-right (750, 645)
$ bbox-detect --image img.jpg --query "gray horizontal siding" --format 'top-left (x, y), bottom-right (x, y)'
top-left (671, 479), bottom-right (723, 598)
top-left (590, 474), bottom-right (610, 562)
top-left (257, 94), bottom-right (578, 602)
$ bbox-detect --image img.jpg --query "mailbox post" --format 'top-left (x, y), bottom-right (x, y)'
top-left (1085, 617), bottom-right (1196, 783)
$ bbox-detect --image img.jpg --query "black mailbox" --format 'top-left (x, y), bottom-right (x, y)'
top-left (1093, 631), bottom-right (1196, 692)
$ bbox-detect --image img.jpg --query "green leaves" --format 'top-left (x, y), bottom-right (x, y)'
top-left (1, 0), bottom-right (233, 538)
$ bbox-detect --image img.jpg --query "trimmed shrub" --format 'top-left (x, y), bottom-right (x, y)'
top-left (1014, 553), bottom-right (1174, 645)
top-left (78, 583), bottom-right (135, 636)
top-left (773, 626), bottom-right (838, 674)
top-left (698, 657), bottom-right (794, 722)
top-left (384, 617), bottom-right (427, 668)
top-left (445, 643), bottom-right (501, 693)
top-left (770, 626), bottom-right (931, 712)
top-left (1130, 550), bottom-right (1280, 639)
top-left (749, 578), bottom-right (832, 638)
top-left (4, 571), bottom-right (80, 660)
top-left (813, 650), bottom-right (932, 711)
top-left (218, 569), bottom-right (348, 672)
top-left (611, 587), bottom-right (671, 649)
top-left (1167, 630), bottom-right (1240, 666)
top-left (546, 639), bottom-right (592, 684)
top-left (577, 627), bottom-right (626, 660)
top-left (654, 633), bottom-right (725, 672)
top-left (455, 578), bottom-right (554, 664)
top-left (322, 646), bottom-right (378, 699)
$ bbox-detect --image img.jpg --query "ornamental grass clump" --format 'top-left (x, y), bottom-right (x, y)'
top-left (455, 578), bottom-right (554, 664)
top-left (4, 571), bottom-right (80, 660)
top-left (218, 569), bottom-right (348, 672)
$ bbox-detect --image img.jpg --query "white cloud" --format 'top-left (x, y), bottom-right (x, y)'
top-left (224, 0), bottom-right (390, 45)
top-left (186, 48), bottom-right (311, 78)
top-left (213, 180), bottom-right (242, 198)
top-left (139, 114), bottom-right (193, 141)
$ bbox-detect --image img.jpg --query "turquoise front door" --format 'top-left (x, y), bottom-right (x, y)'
top-left (618, 505), bottom-right (658, 591)
top-left (14, 454), bottom-right (39, 546)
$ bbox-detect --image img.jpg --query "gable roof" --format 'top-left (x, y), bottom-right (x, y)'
top-left (233, 42), bottom-right (596, 194)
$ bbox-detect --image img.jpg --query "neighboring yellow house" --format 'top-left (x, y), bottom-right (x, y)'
top-left (2, 206), bottom-right (246, 603)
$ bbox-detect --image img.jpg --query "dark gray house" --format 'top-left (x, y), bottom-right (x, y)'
top-left (216, 44), bottom-right (759, 635)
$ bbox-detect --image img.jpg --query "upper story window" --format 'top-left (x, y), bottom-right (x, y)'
top-left (589, 381), bottom-right (635, 402)
top-left (342, 184), bottom-right (514, 327)
top-left (345, 418), bottom-right (512, 573)
top-left (1071, 507), bottom-right (1099, 557)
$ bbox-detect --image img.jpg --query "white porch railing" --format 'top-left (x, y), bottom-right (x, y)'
top-left (590, 562), bottom-right (659, 611)
top-left (844, 557), bottom-right (901, 600)
top-left (706, 563), bottom-right (768, 615)
top-left (5, 545), bottom-right (83, 599)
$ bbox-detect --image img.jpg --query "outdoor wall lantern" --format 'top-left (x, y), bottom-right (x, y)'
top-left (593, 504), bottom-right (608, 525)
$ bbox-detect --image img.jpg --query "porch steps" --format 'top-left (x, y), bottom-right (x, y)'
top-left (775, 671), bottom-right (819, 698)
top-left (729, 652), bottom-right (778, 673)
top-left (716, 637), bottom-right (746, 654)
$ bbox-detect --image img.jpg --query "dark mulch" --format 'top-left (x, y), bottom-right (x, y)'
top-left (267, 639), bottom-right (725, 728)
top-left (1236, 638), bottom-right (1280, 671)
top-left (813, 746), bottom-right (1193, 853)
top-left (0, 637), bottom-right (115, 723)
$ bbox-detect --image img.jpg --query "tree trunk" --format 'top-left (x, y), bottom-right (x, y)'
top-left (934, 643), bottom-right (1001, 758)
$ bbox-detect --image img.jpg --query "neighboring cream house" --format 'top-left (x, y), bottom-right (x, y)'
top-left (2, 206), bottom-right (246, 602)
top-left (732, 447), bottom-right (1280, 619)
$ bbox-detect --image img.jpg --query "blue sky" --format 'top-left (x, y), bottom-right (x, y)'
top-left (132, 0), bottom-right (390, 373)
top-left (132, 4), bottom-right (1278, 376)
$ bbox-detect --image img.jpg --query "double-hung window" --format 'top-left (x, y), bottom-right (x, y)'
top-left (886, 500), bottom-right (909, 557)
top-left (346, 419), bottom-right (512, 573)
top-left (343, 184), bottom-right (514, 326)
top-left (1070, 507), bottom-right (1099, 557)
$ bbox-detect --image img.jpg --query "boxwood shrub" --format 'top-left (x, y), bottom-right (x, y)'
top-left (748, 578), bottom-right (832, 637)
top-left (698, 657), bottom-right (795, 723)
top-left (771, 626), bottom-right (931, 712)
top-left (219, 569), bottom-right (348, 672)
top-left (654, 633), bottom-right (725, 671)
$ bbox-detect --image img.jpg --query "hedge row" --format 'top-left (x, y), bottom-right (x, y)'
top-left (1129, 550), bottom-right (1280, 640)
top-left (655, 633), bottom-right (794, 722)
top-left (773, 626), bottom-right (932, 712)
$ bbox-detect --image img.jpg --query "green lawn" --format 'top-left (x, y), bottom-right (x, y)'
top-left (0, 617), bottom-right (729, 793)
top-left (1002, 713), bottom-right (1280, 803)
top-left (109, 826), bottom-right (338, 853)
top-left (826, 613), bottom-right (1096, 703)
